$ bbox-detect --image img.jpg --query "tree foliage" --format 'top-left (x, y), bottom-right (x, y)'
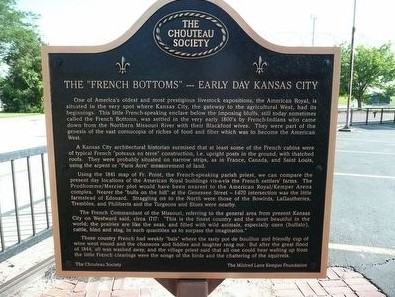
top-left (340, 43), bottom-right (395, 108)
top-left (0, 0), bottom-right (44, 112)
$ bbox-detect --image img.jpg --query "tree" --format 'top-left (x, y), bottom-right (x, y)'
top-left (340, 43), bottom-right (395, 108)
top-left (0, 0), bottom-right (44, 112)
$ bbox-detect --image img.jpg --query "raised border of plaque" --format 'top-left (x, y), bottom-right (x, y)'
top-left (42, 0), bottom-right (340, 279)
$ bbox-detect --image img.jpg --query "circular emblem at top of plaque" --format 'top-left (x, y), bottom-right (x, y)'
top-left (154, 10), bottom-right (229, 59)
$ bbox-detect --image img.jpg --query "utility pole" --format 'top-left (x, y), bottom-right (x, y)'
top-left (340, 0), bottom-right (357, 131)
top-left (311, 15), bottom-right (317, 46)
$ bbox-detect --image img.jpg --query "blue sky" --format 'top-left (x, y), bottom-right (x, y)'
top-left (17, 0), bottom-right (395, 49)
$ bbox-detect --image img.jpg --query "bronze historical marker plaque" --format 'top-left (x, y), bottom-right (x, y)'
top-left (43, 0), bottom-right (340, 278)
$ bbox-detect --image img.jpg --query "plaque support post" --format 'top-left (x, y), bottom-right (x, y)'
top-left (177, 280), bottom-right (207, 297)
top-left (156, 279), bottom-right (224, 297)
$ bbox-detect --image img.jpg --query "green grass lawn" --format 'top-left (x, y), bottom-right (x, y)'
top-left (338, 96), bottom-right (348, 106)
top-left (0, 112), bottom-right (43, 119)
top-left (337, 96), bottom-right (395, 107)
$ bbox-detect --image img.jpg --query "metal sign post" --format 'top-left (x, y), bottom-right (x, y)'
top-left (157, 279), bottom-right (223, 297)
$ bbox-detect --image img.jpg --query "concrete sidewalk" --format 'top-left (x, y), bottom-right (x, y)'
top-left (40, 267), bottom-right (386, 297)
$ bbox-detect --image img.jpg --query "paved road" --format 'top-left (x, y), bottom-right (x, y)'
top-left (0, 115), bottom-right (46, 154)
top-left (0, 115), bottom-right (50, 249)
top-left (330, 124), bottom-right (395, 296)
top-left (0, 115), bottom-right (47, 214)
top-left (1, 116), bottom-right (394, 296)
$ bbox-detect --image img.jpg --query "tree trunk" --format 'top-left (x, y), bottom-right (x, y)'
top-left (357, 98), bottom-right (362, 109)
